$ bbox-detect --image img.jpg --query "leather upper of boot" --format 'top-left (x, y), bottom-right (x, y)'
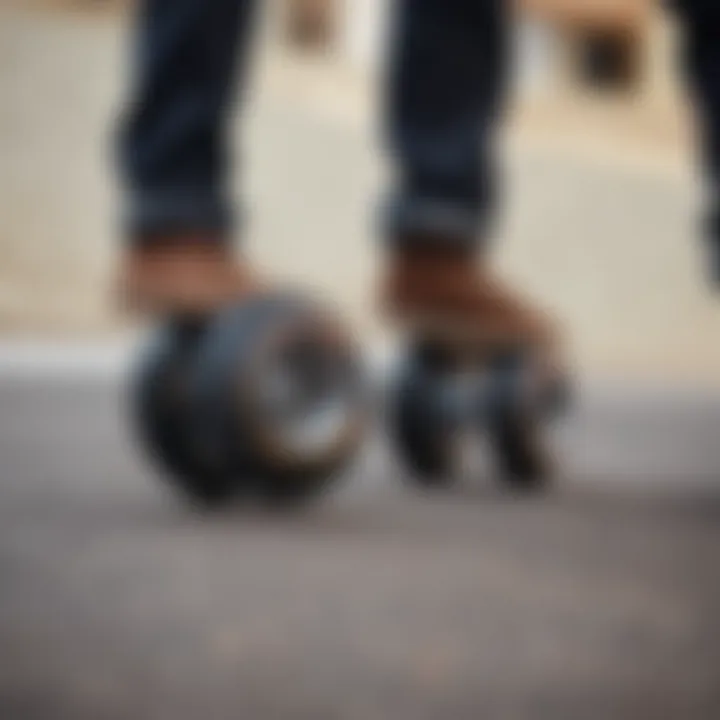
top-left (381, 244), bottom-right (560, 350)
top-left (119, 236), bottom-right (262, 316)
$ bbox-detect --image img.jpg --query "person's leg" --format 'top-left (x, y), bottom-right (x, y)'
top-left (671, 0), bottom-right (720, 283)
top-left (117, 0), bottom-right (260, 313)
top-left (384, 0), bottom-right (507, 246)
top-left (382, 0), bottom-right (558, 349)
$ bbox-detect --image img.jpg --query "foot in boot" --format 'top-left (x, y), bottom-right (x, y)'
top-left (118, 236), bottom-right (264, 317)
top-left (381, 244), bottom-right (563, 356)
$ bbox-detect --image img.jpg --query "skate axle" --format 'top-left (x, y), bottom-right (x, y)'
top-left (436, 371), bottom-right (523, 427)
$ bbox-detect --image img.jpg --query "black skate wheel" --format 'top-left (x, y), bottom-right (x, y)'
top-left (392, 346), bottom-right (458, 488)
top-left (132, 322), bottom-right (238, 506)
top-left (487, 354), bottom-right (554, 491)
top-left (187, 294), bottom-right (367, 507)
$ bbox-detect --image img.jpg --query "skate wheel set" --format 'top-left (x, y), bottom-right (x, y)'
top-left (133, 294), bottom-right (367, 506)
top-left (132, 294), bottom-right (568, 507)
top-left (392, 341), bottom-right (568, 491)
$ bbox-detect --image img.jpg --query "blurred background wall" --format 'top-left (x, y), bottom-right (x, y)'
top-left (1, 0), bottom-right (718, 383)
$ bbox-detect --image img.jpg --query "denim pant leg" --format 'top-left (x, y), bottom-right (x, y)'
top-left (671, 0), bottom-right (720, 280)
top-left (118, 0), bottom-right (258, 242)
top-left (384, 0), bottom-right (509, 248)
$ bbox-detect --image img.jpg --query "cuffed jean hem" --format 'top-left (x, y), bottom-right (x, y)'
top-left (382, 196), bottom-right (485, 248)
top-left (706, 202), bottom-right (720, 285)
top-left (704, 235), bottom-right (720, 286)
top-left (123, 191), bottom-right (234, 244)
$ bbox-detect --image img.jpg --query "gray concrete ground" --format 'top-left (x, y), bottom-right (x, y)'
top-left (0, 363), bottom-right (719, 720)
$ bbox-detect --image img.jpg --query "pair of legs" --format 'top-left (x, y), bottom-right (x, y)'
top-left (119, 0), bottom-right (505, 242)
top-left (117, 0), bottom-right (557, 349)
top-left (117, 1), bottom-right (720, 341)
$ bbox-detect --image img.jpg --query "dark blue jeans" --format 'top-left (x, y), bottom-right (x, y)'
top-left (671, 0), bottom-right (720, 279)
top-left (118, 0), bottom-right (507, 246)
top-left (119, 0), bottom-right (720, 270)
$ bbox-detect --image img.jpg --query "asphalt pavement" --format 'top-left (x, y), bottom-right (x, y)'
top-left (0, 357), bottom-right (719, 720)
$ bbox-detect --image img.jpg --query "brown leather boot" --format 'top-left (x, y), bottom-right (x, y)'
top-left (381, 244), bottom-right (561, 354)
top-left (118, 236), bottom-right (263, 317)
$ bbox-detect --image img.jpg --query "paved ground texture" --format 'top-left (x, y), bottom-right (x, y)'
top-left (0, 367), bottom-right (719, 720)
